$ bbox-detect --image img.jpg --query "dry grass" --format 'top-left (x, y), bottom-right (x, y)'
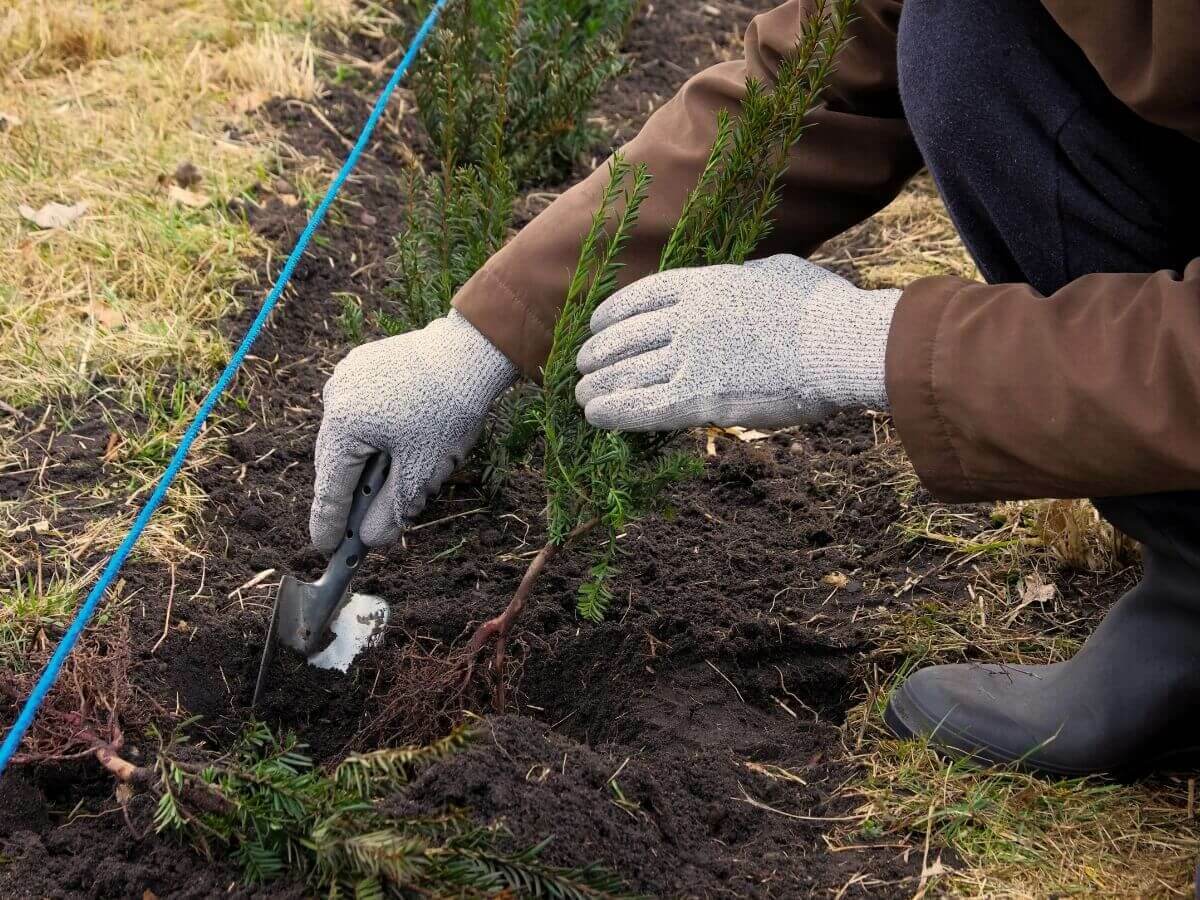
top-left (844, 710), bottom-right (1200, 898)
top-left (837, 436), bottom-right (1196, 896)
top-left (813, 173), bottom-right (980, 287)
top-left (0, 0), bottom-right (363, 666)
top-left (0, 0), bottom-right (355, 409)
top-left (813, 178), bottom-right (1200, 896)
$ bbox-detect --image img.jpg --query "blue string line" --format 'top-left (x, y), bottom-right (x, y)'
top-left (0, 0), bottom-right (450, 777)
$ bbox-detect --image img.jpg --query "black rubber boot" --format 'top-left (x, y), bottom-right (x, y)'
top-left (885, 494), bottom-right (1200, 777)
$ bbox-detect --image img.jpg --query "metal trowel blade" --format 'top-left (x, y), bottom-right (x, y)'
top-left (305, 592), bottom-right (389, 672)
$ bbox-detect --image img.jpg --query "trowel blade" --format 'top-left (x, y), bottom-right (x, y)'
top-left (305, 592), bottom-right (389, 672)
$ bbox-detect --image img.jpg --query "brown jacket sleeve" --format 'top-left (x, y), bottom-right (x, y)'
top-left (1043, 1), bottom-right (1200, 142)
top-left (887, 2), bottom-right (1200, 503)
top-left (888, 262), bottom-right (1200, 503)
top-left (453, 0), bottom-right (920, 379)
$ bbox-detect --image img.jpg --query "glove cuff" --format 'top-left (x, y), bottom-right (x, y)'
top-left (439, 309), bottom-right (520, 408)
top-left (851, 287), bottom-right (900, 412)
top-left (799, 286), bottom-right (901, 417)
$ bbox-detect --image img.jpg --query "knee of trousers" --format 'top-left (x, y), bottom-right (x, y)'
top-left (894, 0), bottom-right (1083, 178)
top-left (896, 0), bottom-right (1019, 175)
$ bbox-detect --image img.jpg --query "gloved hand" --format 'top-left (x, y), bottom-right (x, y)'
top-left (310, 310), bottom-right (517, 550)
top-left (575, 254), bottom-right (901, 431)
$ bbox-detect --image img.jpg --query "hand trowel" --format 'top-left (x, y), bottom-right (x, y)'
top-left (252, 452), bottom-right (391, 706)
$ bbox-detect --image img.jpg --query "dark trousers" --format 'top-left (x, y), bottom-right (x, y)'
top-left (895, 0), bottom-right (1200, 566)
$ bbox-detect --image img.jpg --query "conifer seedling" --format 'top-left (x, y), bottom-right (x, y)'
top-left (382, 0), bottom-right (639, 334)
top-left (455, 0), bottom-right (857, 709)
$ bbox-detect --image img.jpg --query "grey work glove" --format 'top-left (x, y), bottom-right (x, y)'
top-left (575, 254), bottom-right (901, 431)
top-left (310, 310), bottom-right (517, 550)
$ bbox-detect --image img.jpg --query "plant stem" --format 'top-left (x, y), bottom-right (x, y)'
top-left (78, 728), bottom-right (153, 784)
top-left (461, 516), bottom-right (601, 711)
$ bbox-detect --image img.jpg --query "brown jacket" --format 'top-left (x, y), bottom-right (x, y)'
top-left (452, 0), bottom-right (1200, 503)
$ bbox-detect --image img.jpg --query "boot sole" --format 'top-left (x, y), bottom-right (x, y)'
top-left (885, 679), bottom-right (1200, 780)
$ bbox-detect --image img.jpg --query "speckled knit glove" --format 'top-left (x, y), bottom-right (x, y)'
top-left (310, 310), bottom-right (517, 550)
top-left (575, 254), bottom-right (900, 431)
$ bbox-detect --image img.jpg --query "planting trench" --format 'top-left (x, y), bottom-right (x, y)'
top-left (0, 3), bottom-right (958, 896)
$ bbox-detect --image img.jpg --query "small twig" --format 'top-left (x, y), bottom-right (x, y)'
top-left (733, 785), bottom-right (867, 823)
top-left (151, 564), bottom-right (176, 655)
top-left (706, 659), bottom-right (745, 704)
top-left (228, 567), bottom-right (275, 598)
top-left (407, 506), bottom-right (487, 532)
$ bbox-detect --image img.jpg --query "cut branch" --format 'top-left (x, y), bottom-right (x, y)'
top-left (83, 728), bottom-right (153, 785)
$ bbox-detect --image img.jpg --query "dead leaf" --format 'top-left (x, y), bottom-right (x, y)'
top-left (821, 572), bottom-right (849, 589)
top-left (142, 889), bottom-right (160, 900)
top-left (1003, 572), bottom-right (1056, 625)
top-left (706, 427), bottom-right (720, 457)
top-left (115, 782), bottom-right (134, 805)
top-left (88, 301), bottom-right (125, 329)
top-left (277, 193), bottom-right (301, 207)
top-left (722, 426), bottom-right (771, 442)
top-left (706, 425), bottom-right (770, 456)
top-left (18, 200), bottom-right (88, 229)
top-left (103, 431), bottom-right (123, 462)
top-left (1019, 572), bottom-right (1056, 606)
top-left (167, 185), bottom-right (210, 208)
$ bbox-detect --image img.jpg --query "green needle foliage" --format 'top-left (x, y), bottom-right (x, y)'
top-left (536, 0), bottom-right (856, 621)
top-left (152, 722), bottom-right (634, 898)
top-left (384, 0), bottom-right (637, 333)
top-left (382, 0), bottom-right (521, 332)
top-left (408, 0), bottom-right (635, 186)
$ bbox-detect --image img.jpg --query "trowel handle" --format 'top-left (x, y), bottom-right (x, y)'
top-left (321, 452), bottom-right (391, 596)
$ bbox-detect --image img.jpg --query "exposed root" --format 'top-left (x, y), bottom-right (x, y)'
top-left (352, 637), bottom-right (471, 749)
top-left (82, 727), bottom-right (153, 785)
top-left (1, 613), bottom-right (141, 765)
top-left (458, 538), bottom-right (558, 712)
top-left (352, 517), bottom-right (603, 745)
top-left (457, 516), bottom-right (601, 713)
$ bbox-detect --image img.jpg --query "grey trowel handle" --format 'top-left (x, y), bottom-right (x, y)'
top-left (311, 452), bottom-right (391, 621)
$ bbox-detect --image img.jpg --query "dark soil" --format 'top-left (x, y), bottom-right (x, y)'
top-left (0, 2), bottom-right (969, 897)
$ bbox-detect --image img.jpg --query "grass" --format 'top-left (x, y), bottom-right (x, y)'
top-left (846, 713), bottom-right (1200, 897)
top-left (815, 179), bottom-right (1199, 895)
top-left (0, 0), bottom-right (362, 679)
top-left (3, 0), bottom-right (1195, 892)
top-left (0, 0), bottom-right (357, 409)
top-left (0, 570), bottom-right (81, 672)
top-left (836, 449), bottom-right (1198, 896)
top-left (812, 174), bottom-right (981, 287)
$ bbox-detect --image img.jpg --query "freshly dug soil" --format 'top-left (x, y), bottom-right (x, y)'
top-left (0, 2), bottom-right (956, 896)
